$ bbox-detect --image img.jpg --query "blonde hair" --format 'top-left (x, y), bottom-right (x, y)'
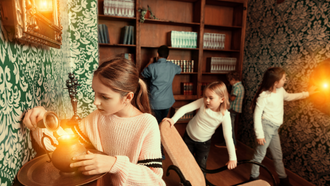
top-left (204, 81), bottom-right (230, 115)
top-left (94, 58), bottom-right (151, 113)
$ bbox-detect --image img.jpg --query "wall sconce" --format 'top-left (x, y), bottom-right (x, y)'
top-left (0, 0), bottom-right (62, 49)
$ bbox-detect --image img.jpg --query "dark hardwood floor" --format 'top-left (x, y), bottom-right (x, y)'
top-left (161, 124), bottom-right (315, 186)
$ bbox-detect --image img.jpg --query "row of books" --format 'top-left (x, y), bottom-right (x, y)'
top-left (169, 59), bottom-right (194, 73)
top-left (168, 31), bottom-right (198, 48)
top-left (121, 26), bottom-right (135, 44)
top-left (98, 24), bottom-right (110, 44)
top-left (203, 33), bottom-right (226, 50)
top-left (174, 108), bottom-right (194, 121)
top-left (181, 82), bottom-right (194, 95)
top-left (207, 57), bottom-right (237, 73)
top-left (103, 0), bottom-right (135, 17)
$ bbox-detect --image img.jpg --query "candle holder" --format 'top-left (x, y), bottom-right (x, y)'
top-left (66, 72), bottom-right (81, 121)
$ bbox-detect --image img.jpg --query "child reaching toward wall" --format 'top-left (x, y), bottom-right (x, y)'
top-left (250, 67), bottom-right (317, 186)
top-left (23, 58), bottom-right (165, 186)
top-left (163, 81), bottom-right (237, 172)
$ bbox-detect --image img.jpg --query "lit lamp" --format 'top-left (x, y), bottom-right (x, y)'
top-left (309, 58), bottom-right (330, 115)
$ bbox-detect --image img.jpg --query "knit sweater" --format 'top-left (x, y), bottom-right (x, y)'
top-left (32, 110), bottom-right (165, 186)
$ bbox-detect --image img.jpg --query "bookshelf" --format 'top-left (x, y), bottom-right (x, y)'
top-left (97, 0), bottom-right (248, 120)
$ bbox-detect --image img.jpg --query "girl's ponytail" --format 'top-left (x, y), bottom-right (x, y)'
top-left (134, 78), bottom-right (151, 114)
top-left (94, 58), bottom-right (151, 114)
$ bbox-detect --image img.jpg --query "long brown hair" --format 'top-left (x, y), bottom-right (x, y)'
top-left (94, 58), bottom-right (151, 113)
top-left (205, 81), bottom-right (230, 115)
top-left (251, 67), bottom-right (285, 111)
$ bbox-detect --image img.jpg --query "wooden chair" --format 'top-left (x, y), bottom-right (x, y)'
top-left (159, 121), bottom-right (276, 186)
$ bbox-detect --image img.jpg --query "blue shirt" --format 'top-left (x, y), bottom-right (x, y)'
top-left (141, 58), bottom-right (181, 110)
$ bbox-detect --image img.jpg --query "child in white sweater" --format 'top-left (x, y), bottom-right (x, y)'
top-left (163, 81), bottom-right (237, 172)
top-left (250, 67), bottom-right (317, 186)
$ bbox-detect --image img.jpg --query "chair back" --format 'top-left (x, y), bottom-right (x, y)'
top-left (159, 121), bottom-right (206, 186)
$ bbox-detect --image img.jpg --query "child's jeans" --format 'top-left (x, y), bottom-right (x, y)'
top-left (183, 132), bottom-right (211, 170)
top-left (250, 119), bottom-right (287, 179)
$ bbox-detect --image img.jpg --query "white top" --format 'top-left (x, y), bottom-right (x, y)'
top-left (254, 87), bottom-right (309, 139)
top-left (172, 98), bottom-right (236, 161)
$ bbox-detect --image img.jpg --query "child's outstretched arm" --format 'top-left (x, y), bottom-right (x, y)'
top-left (169, 98), bottom-right (204, 127)
top-left (222, 111), bottom-right (237, 169)
top-left (282, 87), bottom-right (311, 101)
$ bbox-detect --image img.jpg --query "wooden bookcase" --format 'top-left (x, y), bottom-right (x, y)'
top-left (97, 0), bottom-right (248, 118)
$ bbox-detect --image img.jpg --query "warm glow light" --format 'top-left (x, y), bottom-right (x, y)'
top-left (60, 134), bottom-right (72, 140)
top-left (323, 83), bottom-right (328, 89)
top-left (37, 0), bottom-right (52, 12)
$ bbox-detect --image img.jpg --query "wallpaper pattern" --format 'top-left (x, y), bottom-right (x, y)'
top-left (0, 0), bottom-right (98, 185)
top-left (240, 0), bottom-right (330, 185)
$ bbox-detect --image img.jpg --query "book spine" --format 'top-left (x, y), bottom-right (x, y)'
top-left (98, 24), bottom-right (105, 43)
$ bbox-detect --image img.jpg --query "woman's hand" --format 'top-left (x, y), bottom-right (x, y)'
top-left (162, 118), bottom-right (175, 128)
top-left (23, 106), bottom-right (47, 131)
top-left (257, 138), bottom-right (266, 145)
top-left (71, 150), bottom-right (116, 175)
top-left (226, 160), bottom-right (237, 170)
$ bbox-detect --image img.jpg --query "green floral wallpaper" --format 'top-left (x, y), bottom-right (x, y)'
top-left (240, 0), bottom-right (330, 185)
top-left (0, 0), bottom-right (98, 185)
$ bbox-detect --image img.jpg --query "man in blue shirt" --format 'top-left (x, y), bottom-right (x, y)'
top-left (141, 45), bottom-right (181, 124)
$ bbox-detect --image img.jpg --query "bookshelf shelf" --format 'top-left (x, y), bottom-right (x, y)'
top-left (98, 0), bottom-right (248, 116)
top-left (179, 72), bottom-right (198, 75)
top-left (204, 24), bottom-right (242, 30)
top-left (99, 44), bottom-right (136, 47)
top-left (143, 19), bottom-right (200, 27)
top-left (202, 72), bottom-right (232, 75)
top-left (98, 15), bottom-right (136, 21)
top-left (141, 46), bottom-right (199, 50)
top-left (174, 95), bottom-right (198, 100)
top-left (203, 49), bottom-right (240, 52)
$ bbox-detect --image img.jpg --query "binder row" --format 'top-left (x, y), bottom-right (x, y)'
top-left (98, 24), bottom-right (110, 44)
top-left (169, 31), bottom-right (198, 48)
top-left (208, 57), bottom-right (237, 73)
top-left (203, 33), bottom-right (226, 50)
top-left (169, 59), bottom-right (194, 73)
top-left (103, 0), bottom-right (135, 17)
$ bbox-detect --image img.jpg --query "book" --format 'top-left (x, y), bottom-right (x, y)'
top-left (121, 26), bottom-right (129, 44)
top-left (102, 24), bottom-right (110, 43)
top-left (98, 24), bottom-right (105, 43)
top-left (130, 26), bottom-right (134, 44)
top-left (127, 26), bottom-right (132, 44)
